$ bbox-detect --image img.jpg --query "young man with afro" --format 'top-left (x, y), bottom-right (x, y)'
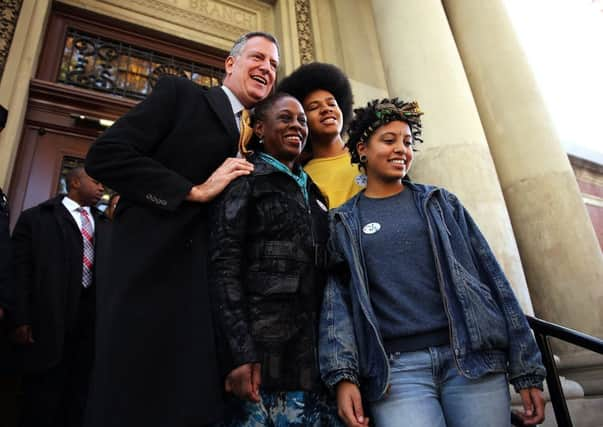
top-left (278, 62), bottom-right (365, 208)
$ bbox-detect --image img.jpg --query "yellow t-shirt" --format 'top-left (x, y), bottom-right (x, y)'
top-left (304, 152), bottom-right (366, 208)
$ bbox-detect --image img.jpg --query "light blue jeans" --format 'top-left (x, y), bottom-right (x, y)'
top-left (370, 345), bottom-right (511, 427)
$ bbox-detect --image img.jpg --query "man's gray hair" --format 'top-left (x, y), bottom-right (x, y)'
top-left (229, 31), bottom-right (280, 58)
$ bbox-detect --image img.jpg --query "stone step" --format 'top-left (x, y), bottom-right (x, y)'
top-left (513, 396), bottom-right (603, 427)
top-left (544, 396), bottom-right (603, 427)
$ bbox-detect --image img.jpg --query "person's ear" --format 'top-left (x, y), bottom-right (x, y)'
top-left (357, 142), bottom-right (367, 157)
top-left (70, 177), bottom-right (81, 191)
top-left (254, 120), bottom-right (264, 140)
top-left (224, 55), bottom-right (236, 75)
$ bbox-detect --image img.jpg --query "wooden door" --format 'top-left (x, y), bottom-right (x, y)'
top-left (7, 79), bottom-right (134, 227)
top-left (10, 126), bottom-right (93, 222)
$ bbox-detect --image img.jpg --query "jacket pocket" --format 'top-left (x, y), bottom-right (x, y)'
top-left (248, 297), bottom-right (298, 341)
top-left (452, 260), bottom-right (509, 351)
top-left (246, 240), bottom-right (309, 296)
top-left (247, 271), bottom-right (300, 295)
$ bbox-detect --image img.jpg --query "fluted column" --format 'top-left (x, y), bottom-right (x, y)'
top-left (0, 0), bottom-right (51, 187)
top-left (369, 0), bottom-right (534, 312)
top-left (442, 0), bottom-right (603, 360)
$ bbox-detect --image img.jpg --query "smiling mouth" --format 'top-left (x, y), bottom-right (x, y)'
top-left (251, 75), bottom-right (267, 85)
top-left (320, 116), bottom-right (338, 125)
top-left (284, 134), bottom-right (303, 144)
top-left (389, 158), bottom-right (406, 166)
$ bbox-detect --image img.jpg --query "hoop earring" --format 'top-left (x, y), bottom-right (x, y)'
top-left (359, 154), bottom-right (367, 163)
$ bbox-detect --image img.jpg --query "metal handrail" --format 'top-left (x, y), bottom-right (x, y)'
top-left (520, 315), bottom-right (603, 427)
top-left (527, 316), bottom-right (603, 354)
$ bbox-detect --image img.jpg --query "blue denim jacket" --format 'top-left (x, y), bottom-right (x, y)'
top-left (319, 182), bottom-right (545, 402)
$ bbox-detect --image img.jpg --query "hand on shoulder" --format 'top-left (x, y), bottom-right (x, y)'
top-left (186, 157), bottom-right (253, 203)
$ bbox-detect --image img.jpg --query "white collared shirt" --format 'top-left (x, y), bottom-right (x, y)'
top-left (221, 85), bottom-right (245, 131)
top-left (62, 196), bottom-right (95, 233)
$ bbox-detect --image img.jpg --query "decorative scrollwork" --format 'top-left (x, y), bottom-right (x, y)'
top-left (97, 46), bottom-right (118, 62)
top-left (58, 28), bottom-right (223, 100)
top-left (295, 0), bottom-right (315, 64)
top-left (0, 0), bottom-right (23, 80)
top-left (149, 64), bottom-right (187, 88)
top-left (73, 37), bottom-right (96, 56)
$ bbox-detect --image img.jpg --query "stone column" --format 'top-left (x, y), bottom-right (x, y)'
top-left (369, 0), bottom-right (534, 311)
top-left (442, 0), bottom-right (603, 365)
top-left (0, 0), bottom-right (51, 188)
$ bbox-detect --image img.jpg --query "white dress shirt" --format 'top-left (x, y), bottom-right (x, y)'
top-left (221, 85), bottom-right (245, 131)
top-left (62, 196), bottom-right (95, 233)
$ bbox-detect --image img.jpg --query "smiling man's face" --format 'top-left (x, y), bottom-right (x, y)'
top-left (223, 36), bottom-right (279, 108)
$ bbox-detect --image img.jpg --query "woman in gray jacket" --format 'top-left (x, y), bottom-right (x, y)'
top-left (319, 98), bottom-right (545, 427)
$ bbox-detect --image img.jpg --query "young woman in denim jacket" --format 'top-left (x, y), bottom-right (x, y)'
top-left (209, 93), bottom-right (343, 426)
top-left (319, 98), bottom-right (546, 427)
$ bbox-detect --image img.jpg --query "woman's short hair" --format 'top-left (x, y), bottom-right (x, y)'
top-left (346, 98), bottom-right (424, 165)
top-left (277, 62), bottom-right (353, 131)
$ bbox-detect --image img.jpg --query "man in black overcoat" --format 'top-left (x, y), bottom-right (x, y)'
top-left (83, 32), bottom-right (279, 427)
top-left (12, 167), bottom-right (108, 427)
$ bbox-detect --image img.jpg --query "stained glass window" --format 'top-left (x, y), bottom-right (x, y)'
top-left (58, 28), bottom-right (224, 100)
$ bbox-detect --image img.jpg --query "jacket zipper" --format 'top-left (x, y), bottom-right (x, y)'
top-left (336, 211), bottom-right (391, 398)
top-left (423, 189), bottom-right (464, 375)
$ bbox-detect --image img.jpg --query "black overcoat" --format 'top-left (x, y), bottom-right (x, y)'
top-left (11, 196), bottom-right (110, 372)
top-left (84, 77), bottom-right (238, 426)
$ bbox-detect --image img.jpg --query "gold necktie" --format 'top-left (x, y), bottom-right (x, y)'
top-left (238, 108), bottom-right (254, 156)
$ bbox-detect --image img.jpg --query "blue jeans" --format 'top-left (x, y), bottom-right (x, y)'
top-left (370, 346), bottom-right (511, 427)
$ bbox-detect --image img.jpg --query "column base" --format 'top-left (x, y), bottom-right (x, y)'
top-left (558, 350), bottom-right (603, 395)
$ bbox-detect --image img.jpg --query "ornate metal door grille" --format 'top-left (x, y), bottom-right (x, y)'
top-left (58, 28), bottom-right (224, 100)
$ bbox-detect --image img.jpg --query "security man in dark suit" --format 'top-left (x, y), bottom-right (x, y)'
top-left (83, 32), bottom-right (279, 427)
top-left (12, 167), bottom-right (107, 427)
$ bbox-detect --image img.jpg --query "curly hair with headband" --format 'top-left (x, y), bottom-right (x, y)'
top-left (346, 98), bottom-right (424, 165)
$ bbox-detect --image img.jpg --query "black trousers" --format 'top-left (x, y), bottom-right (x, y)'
top-left (20, 292), bottom-right (95, 427)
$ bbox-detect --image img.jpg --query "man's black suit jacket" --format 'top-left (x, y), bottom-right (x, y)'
top-left (84, 77), bottom-right (239, 427)
top-left (11, 196), bottom-right (110, 372)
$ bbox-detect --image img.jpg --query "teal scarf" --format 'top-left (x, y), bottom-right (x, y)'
top-left (258, 152), bottom-right (309, 203)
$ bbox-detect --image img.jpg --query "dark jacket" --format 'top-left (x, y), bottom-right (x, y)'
top-left (11, 196), bottom-right (110, 373)
top-left (0, 188), bottom-right (12, 316)
top-left (209, 154), bottom-right (329, 392)
top-left (0, 188), bottom-right (16, 375)
top-left (320, 182), bottom-right (545, 402)
top-left (84, 77), bottom-right (238, 427)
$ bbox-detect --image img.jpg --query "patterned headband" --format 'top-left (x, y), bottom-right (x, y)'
top-left (358, 100), bottom-right (424, 144)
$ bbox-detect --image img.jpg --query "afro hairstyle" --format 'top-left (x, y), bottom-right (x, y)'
top-left (277, 62), bottom-right (354, 131)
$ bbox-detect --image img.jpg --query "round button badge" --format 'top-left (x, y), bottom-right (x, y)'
top-left (362, 222), bottom-right (381, 234)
